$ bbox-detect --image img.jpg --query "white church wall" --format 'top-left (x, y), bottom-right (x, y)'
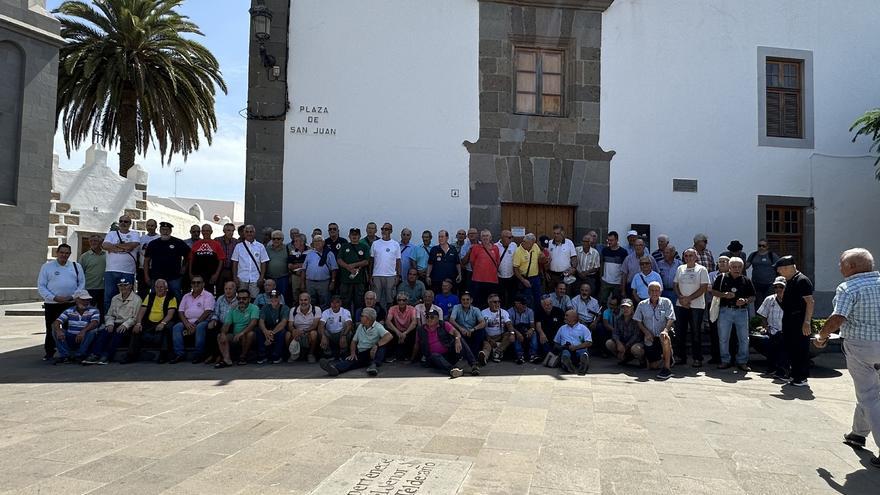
top-left (282, 0), bottom-right (479, 237)
top-left (602, 0), bottom-right (880, 294)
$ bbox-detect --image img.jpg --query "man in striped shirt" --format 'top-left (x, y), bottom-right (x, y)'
top-left (52, 290), bottom-right (100, 364)
top-left (817, 248), bottom-right (880, 468)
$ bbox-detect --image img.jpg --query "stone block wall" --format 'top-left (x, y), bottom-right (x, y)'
top-left (469, 0), bottom-right (614, 239)
top-left (0, 0), bottom-right (61, 302)
top-left (244, 0), bottom-right (289, 232)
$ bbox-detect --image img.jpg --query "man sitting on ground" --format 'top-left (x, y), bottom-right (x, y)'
top-left (87, 277), bottom-right (141, 365)
top-left (418, 310), bottom-right (479, 377)
top-left (553, 309), bottom-right (592, 375)
top-left (509, 296), bottom-right (538, 364)
top-left (634, 282), bottom-right (676, 380)
top-left (52, 290), bottom-right (100, 364)
top-left (287, 292), bottom-right (321, 363)
top-left (256, 289), bottom-right (289, 364)
top-left (605, 298), bottom-right (644, 365)
top-left (535, 295), bottom-right (565, 360)
top-left (320, 295), bottom-right (353, 359)
top-left (481, 294), bottom-right (515, 363)
top-left (319, 307), bottom-right (393, 377)
top-left (171, 275), bottom-right (215, 363)
top-left (123, 279), bottom-right (177, 364)
top-left (215, 288), bottom-right (259, 368)
top-left (450, 291), bottom-right (487, 363)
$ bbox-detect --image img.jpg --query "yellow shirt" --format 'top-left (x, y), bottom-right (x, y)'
top-left (513, 244), bottom-right (541, 278)
top-left (143, 294), bottom-right (178, 323)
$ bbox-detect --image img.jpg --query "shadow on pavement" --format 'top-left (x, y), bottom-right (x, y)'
top-left (0, 343), bottom-right (849, 386)
top-left (817, 447), bottom-right (880, 495)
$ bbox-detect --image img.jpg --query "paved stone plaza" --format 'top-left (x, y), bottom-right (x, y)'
top-left (0, 309), bottom-right (878, 494)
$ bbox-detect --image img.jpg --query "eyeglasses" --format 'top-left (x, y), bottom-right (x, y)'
top-left (381, 228), bottom-right (392, 231)
top-left (328, 227), bottom-right (338, 231)
top-left (271, 237), bottom-right (283, 240)
top-left (488, 300), bottom-right (500, 304)
top-left (119, 219), bottom-right (131, 223)
top-left (397, 298), bottom-right (408, 302)
top-left (192, 281), bottom-right (204, 284)
top-left (759, 244), bottom-right (768, 248)
top-left (639, 262), bottom-right (651, 265)
top-left (237, 296), bottom-right (250, 301)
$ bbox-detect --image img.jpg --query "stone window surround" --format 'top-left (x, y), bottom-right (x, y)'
top-left (757, 46), bottom-right (814, 149)
top-left (756, 195), bottom-right (815, 283)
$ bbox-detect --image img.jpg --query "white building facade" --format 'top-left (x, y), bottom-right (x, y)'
top-left (602, 0), bottom-right (880, 309)
top-left (245, 0), bottom-right (879, 312)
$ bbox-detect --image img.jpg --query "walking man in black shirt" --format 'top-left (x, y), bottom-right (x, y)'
top-left (774, 256), bottom-right (815, 387)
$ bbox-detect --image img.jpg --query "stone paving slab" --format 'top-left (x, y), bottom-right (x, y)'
top-left (0, 313), bottom-right (879, 494)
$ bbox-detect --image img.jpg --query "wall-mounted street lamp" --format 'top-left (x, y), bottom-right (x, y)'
top-left (249, 0), bottom-right (276, 67)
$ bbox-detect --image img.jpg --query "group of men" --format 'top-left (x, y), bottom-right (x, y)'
top-left (36, 217), bottom-right (880, 466)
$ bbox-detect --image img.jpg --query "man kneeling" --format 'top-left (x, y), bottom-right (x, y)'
top-left (320, 307), bottom-right (392, 377)
top-left (419, 310), bottom-right (479, 378)
top-left (553, 309), bottom-right (592, 375)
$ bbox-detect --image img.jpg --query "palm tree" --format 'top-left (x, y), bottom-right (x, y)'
top-left (54, 0), bottom-right (227, 177)
top-left (850, 109), bottom-right (880, 180)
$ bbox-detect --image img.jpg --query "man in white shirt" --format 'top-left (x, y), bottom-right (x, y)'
top-left (370, 222), bottom-right (402, 310)
top-left (673, 248), bottom-right (711, 367)
top-left (576, 233), bottom-right (600, 295)
top-left (755, 276), bottom-right (788, 378)
top-left (103, 215), bottom-right (141, 310)
top-left (231, 224), bottom-right (268, 300)
top-left (320, 295), bottom-right (353, 359)
top-left (495, 230), bottom-right (518, 307)
top-left (480, 294), bottom-right (514, 364)
top-left (547, 224), bottom-right (577, 291)
top-left (37, 243), bottom-right (85, 360)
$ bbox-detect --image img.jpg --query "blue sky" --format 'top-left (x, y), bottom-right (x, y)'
top-left (48, 0), bottom-right (249, 201)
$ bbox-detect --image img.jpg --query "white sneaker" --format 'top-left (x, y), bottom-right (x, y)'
top-left (788, 378), bottom-right (809, 387)
top-left (450, 368), bottom-right (463, 379)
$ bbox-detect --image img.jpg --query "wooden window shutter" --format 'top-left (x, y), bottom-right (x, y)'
top-left (766, 91), bottom-right (782, 137)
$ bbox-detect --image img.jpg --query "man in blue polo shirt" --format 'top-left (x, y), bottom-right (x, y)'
top-left (303, 235), bottom-right (338, 307)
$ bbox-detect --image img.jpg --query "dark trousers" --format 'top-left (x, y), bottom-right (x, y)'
top-left (126, 322), bottom-right (170, 361)
top-left (89, 289), bottom-right (106, 317)
top-left (427, 345), bottom-right (477, 373)
top-left (674, 306), bottom-right (705, 361)
top-left (498, 277), bottom-right (518, 308)
top-left (43, 302), bottom-right (73, 357)
top-left (752, 332), bottom-right (787, 374)
top-left (256, 329), bottom-right (288, 361)
top-left (340, 282), bottom-right (366, 314)
top-left (464, 328), bottom-right (487, 358)
top-left (94, 329), bottom-right (128, 360)
top-left (205, 325), bottom-right (221, 359)
top-left (459, 270), bottom-right (473, 296)
top-left (519, 275), bottom-right (543, 312)
top-left (469, 280), bottom-right (498, 309)
top-left (783, 322), bottom-right (811, 381)
top-left (333, 346), bottom-right (387, 374)
top-left (392, 330), bottom-right (417, 360)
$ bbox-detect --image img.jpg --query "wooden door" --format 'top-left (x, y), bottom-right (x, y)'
top-left (765, 205), bottom-right (803, 263)
top-left (501, 203), bottom-right (575, 238)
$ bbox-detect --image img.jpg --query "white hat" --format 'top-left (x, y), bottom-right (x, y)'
top-left (288, 340), bottom-right (301, 361)
top-left (72, 289), bottom-right (92, 300)
top-left (626, 230), bottom-right (638, 237)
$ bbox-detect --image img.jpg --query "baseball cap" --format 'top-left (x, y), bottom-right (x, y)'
top-left (626, 230), bottom-right (638, 237)
top-left (73, 289), bottom-right (92, 300)
top-left (620, 298), bottom-right (634, 307)
top-left (117, 277), bottom-right (132, 286)
top-left (773, 276), bottom-right (787, 287)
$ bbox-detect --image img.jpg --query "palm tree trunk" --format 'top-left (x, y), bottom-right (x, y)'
top-left (118, 88), bottom-right (137, 177)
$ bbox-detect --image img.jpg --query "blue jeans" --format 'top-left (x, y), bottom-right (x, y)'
top-left (513, 329), bottom-right (539, 358)
top-left (272, 276), bottom-right (289, 302)
top-left (54, 330), bottom-right (97, 358)
top-left (558, 346), bottom-right (587, 365)
top-left (717, 307), bottom-right (749, 364)
top-left (104, 271), bottom-right (134, 310)
top-left (171, 321), bottom-right (209, 357)
top-left (256, 329), bottom-right (288, 360)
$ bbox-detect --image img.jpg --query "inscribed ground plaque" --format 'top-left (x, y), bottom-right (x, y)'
top-left (308, 452), bottom-right (472, 495)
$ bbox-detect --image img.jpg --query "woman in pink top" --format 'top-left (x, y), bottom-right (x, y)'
top-left (385, 292), bottom-right (417, 362)
top-left (469, 230), bottom-right (500, 308)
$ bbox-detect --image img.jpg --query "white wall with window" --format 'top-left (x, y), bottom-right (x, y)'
top-left (282, 0), bottom-right (478, 238)
top-left (601, 0), bottom-right (880, 303)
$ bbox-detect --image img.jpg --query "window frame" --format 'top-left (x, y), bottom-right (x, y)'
top-left (757, 47), bottom-right (814, 149)
top-left (513, 46), bottom-right (566, 117)
top-left (765, 58), bottom-right (803, 139)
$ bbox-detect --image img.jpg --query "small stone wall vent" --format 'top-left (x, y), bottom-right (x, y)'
top-left (673, 178), bottom-right (698, 193)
